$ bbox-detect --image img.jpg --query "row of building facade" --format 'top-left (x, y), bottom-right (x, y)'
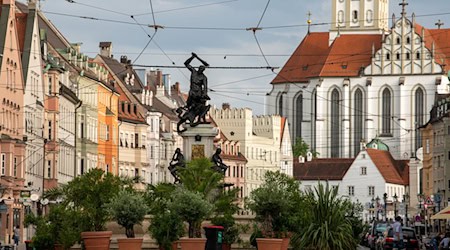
top-left (0, 0), bottom-right (293, 243)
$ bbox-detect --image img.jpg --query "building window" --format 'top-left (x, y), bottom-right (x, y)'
top-left (361, 166), bottom-right (367, 175)
top-left (13, 157), bottom-right (17, 177)
top-left (415, 88), bottom-right (424, 151)
top-left (1, 154), bottom-right (5, 175)
top-left (352, 10), bottom-right (358, 21)
top-left (47, 160), bottom-right (51, 178)
top-left (354, 89), bottom-right (363, 156)
top-left (80, 158), bottom-right (84, 175)
top-left (330, 89), bottom-right (340, 157)
top-left (406, 37), bottom-right (411, 44)
top-left (135, 133), bottom-right (139, 148)
top-left (416, 52), bottom-right (421, 60)
top-left (386, 53), bottom-right (391, 60)
top-left (396, 37), bottom-right (401, 44)
top-left (106, 125), bottom-right (110, 141)
top-left (48, 121), bottom-right (52, 140)
top-left (381, 88), bottom-right (392, 135)
top-left (348, 186), bottom-right (355, 196)
top-left (296, 93), bottom-right (303, 140)
top-left (278, 94), bottom-right (283, 116)
top-left (396, 53), bottom-right (400, 60)
top-left (368, 186), bottom-right (375, 196)
top-left (406, 52), bottom-right (410, 60)
top-left (48, 77), bottom-right (52, 95)
top-left (426, 139), bottom-right (430, 154)
top-left (150, 146), bottom-right (154, 159)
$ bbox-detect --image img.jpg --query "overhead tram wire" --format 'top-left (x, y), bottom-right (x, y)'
top-left (132, 64), bottom-right (278, 70)
top-left (133, 0), bottom-right (240, 16)
top-left (65, 0), bottom-right (131, 17)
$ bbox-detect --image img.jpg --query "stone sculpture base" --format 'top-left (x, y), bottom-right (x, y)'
top-left (181, 124), bottom-right (218, 162)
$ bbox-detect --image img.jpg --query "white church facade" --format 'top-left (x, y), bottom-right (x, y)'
top-left (267, 0), bottom-right (450, 159)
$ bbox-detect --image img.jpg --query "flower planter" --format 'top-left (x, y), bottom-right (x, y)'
top-left (281, 237), bottom-right (290, 250)
top-left (81, 231), bottom-right (112, 250)
top-left (178, 238), bottom-right (206, 250)
top-left (256, 238), bottom-right (283, 250)
top-left (221, 243), bottom-right (232, 250)
top-left (117, 238), bottom-right (143, 250)
top-left (158, 242), bottom-right (178, 250)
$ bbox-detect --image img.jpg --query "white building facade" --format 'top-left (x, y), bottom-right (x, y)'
top-left (210, 106), bottom-right (292, 197)
top-left (267, 0), bottom-right (450, 160)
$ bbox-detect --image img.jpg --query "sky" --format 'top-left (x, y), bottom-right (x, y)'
top-left (36, 0), bottom-right (450, 115)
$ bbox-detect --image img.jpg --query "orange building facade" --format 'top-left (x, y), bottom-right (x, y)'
top-left (97, 78), bottom-right (119, 175)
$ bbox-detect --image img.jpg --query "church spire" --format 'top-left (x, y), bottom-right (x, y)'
top-left (307, 11), bottom-right (312, 34)
top-left (399, 0), bottom-right (408, 18)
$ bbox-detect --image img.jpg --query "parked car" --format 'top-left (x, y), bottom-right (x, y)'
top-left (376, 226), bottom-right (420, 250)
top-left (368, 222), bottom-right (388, 250)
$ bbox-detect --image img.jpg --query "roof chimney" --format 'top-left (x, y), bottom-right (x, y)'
top-left (222, 103), bottom-right (230, 110)
top-left (99, 42), bottom-right (112, 58)
top-left (298, 156), bottom-right (305, 163)
top-left (120, 55), bottom-right (128, 64)
top-left (306, 151), bottom-right (313, 162)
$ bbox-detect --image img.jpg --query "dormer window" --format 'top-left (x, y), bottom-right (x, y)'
top-left (133, 105), bottom-right (137, 114)
top-left (121, 102), bottom-right (125, 112)
top-left (352, 11), bottom-right (358, 22)
top-left (127, 104), bottom-right (131, 113)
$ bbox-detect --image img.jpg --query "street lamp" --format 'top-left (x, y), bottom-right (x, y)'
top-left (403, 193), bottom-right (409, 226)
top-left (371, 197), bottom-right (375, 222)
top-left (383, 193), bottom-right (388, 221)
top-left (393, 193), bottom-right (398, 218)
top-left (376, 196), bottom-right (381, 221)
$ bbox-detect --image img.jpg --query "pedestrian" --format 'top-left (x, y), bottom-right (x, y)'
top-left (440, 232), bottom-right (450, 250)
top-left (13, 225), bottom-right (19, 246)
top-left (393, 216), bottom-right (404, 250)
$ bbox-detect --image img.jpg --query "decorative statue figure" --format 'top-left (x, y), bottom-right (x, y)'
top-left (211, 148), bottom-right (228, 174)
top-left (176, 53), bottom-right (211, 133)
top-left (168, 148), bottom-right (185, 183)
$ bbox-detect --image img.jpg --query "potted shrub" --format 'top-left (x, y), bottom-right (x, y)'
top-left (107, 189), bottom-right (148, 250)
top-left (147, 183), bottom-right (183, 250)
top-left (49, 168), bottom-right (124, 250)
top-left (168, 187), bottom-right (213, 250)
top-left (24, 204), bottom-right (81, 250)
top-left (149, 211), bottom-right (184, 250)
top-left (247, 171), bottom-right (302, 250)
top-left (211, 187), bottom-right (240, 250)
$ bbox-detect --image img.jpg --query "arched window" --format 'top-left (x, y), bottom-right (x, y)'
top-left (386, 53), bottom-right (391, 60)
top-left (406, 52), bottom-right (410, 60)
top-left (278, 94), bottom-right (283, 116)
top-left (382, 88), bottom-right (391, 135)
top-left (295, 93), bottom-right (303, 140)
top-left (416, 52), bottom-right (421, 60)
top-left (353, 89), bottom-right (364, 156)
top-left (312, 90), bottom-right (317, 151)
top-left (406, 37), bottom-right (411, 44)
top-left (414, 88), bottom-right (424, 151)
top-left (396, 53), bottom-right (400, 60)
top-left (396, 37), bottom-right (401, 44)
top-left (353, 10), bottom-right (358, 21)
top-left (331, 89), bottom-right (340, 157)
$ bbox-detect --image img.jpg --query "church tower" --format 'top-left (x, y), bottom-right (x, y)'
top-left (330, 0), bottom-right (389, 43)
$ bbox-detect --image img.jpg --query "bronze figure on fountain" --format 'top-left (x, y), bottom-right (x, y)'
top-left (176, 53), bottom-right (211, 133)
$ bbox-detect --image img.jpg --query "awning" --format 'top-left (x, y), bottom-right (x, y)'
top-left (431, 206), bottom-right (450, 220)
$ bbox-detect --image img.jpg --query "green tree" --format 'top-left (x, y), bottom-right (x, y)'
top-left (46, 168), bottom-right (125, 232)
top-left (107, 190), bottom-right (148, 238)
top-left (169, 187), bottom-right (213, 238)
top-left (247, 171), bottom-right (302, 238)
top-left (292, 137), bottom-right (318, 158)
top-left (291, 182), bottom-right (358, 250)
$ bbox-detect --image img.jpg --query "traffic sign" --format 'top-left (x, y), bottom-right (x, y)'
top-left (425, 197), bottom-right (434, 205)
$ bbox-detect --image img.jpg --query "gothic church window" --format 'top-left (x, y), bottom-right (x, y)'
top-left (406, 37), bottom-right (411, 44)
top-left (338, 11), bottom-right (344, 24)
top-left (295, 94), bottom-right (303, 140)
top-left (406, 52), bottom-right (410, 60)
top-left (396, 53), bottom-right (400, 60)
top-left (386, 53), bottom-right (391, 60)
top-left (381, 88), bottom-right (392, 135)
top-left (414, 88), bottom-right (424, 151)
top-left (331, 89), bottom-right (340, 157)
top-left (396, 37), bottom-right (401, 44)
top-left (416, 52), bottom-right (421, 60)
top-left (354, 89), bottom-right (363, 156)
top-left (278, 93), bottom-right (283, 116)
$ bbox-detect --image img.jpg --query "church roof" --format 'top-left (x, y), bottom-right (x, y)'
top-left (366, 149), bottom-right (409, 185)
top-left (272, 33), bottom-right (382, 84)
top-left (366, 138), bottom-right (390, 151)
top-left (273, 24), bottom-right (450, 84)
top-left (293, 158), bottom-right (354, 181)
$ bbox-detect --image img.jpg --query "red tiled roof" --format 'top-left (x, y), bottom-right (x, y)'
top-left (293, 158), bottom-right (354, 181)
top-left (272, 32), bottom-right (330, 84)
top-left (366, 149), bottom-right (408, 185)
top-left (15, 13), bottom-right (27, 52)
top-left (320, 34), bottom-right (382, 76)
top-left (428, 28), bottom-right (450, 72)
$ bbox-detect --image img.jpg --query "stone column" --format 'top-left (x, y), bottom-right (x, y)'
top-left (181, 124), bottom-right (219, 162)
